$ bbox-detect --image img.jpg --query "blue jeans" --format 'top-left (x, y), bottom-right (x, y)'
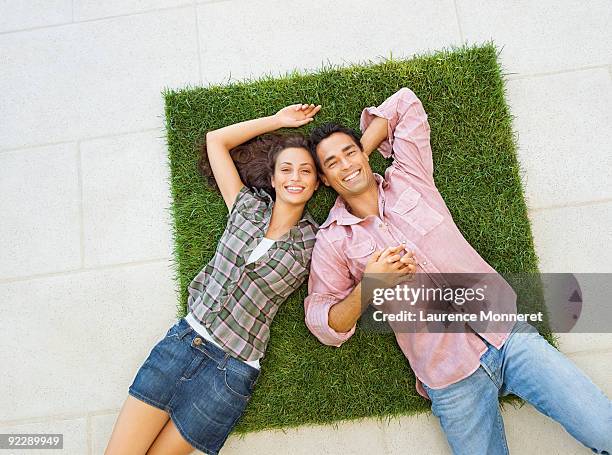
top-left (129, 318), bottom-right (260, 455)
top-left (422, 321), bottom-right (612, 454)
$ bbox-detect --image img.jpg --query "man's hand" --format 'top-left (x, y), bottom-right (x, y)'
top-left (365, 245), bottom-right (417, 287)
top-left (274, 103), bottom-right (322, 128)
top-left (327, 245), bottom-right (417, 333)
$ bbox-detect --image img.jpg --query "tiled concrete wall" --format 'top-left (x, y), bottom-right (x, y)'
top-left (1, 0), bottom-right (610, 453)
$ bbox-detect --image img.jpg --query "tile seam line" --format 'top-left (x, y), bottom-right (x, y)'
top-left (0, 408), bottom-right (121, 427)
top-left (529, 197), bottom-right (612, 213)
top-left (0, 412), bottom-right (91, 427)
top-left (379, 418), bottom-right (393, 455)
top-left (0, 2), bottom-right (194, 35)
top-left (505, 64), bottom-right (611, 81)
top-left (86, 414), bottom-right (92, 455)
top-left (77, 141), bottom-right (85, 268)
top-left (566, 346), bottom-right (612, 358)
top-left (0, 257), bottom-right (172, 284)
top-left (0, 127), bottom-right (164, 154)
top-left (193, 3), bottom-right (204, 85)
top-left (452, 0), bottom-right (465, 44)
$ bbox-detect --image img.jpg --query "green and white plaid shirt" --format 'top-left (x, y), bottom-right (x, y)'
top-left (187, 186), bottom-right (318, 361)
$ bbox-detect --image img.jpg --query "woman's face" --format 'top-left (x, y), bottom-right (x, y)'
top-left (270, 147), bottom-right (319, 205)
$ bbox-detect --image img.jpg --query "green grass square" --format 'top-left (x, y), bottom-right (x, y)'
top-left (163, 43), bottom-right (553, 433)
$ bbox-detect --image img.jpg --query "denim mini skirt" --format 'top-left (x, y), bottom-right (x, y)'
top-left (128, 317), bottom-right (260, 455)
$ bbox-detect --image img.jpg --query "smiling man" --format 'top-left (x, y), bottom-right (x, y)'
top-left (304, 88), bottom-right (611, 454)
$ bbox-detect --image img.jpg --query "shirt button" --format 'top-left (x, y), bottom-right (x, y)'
top-left (422, 261), bottom-right (428, 265)
top-left (193, 337), bottom-right (203, 346)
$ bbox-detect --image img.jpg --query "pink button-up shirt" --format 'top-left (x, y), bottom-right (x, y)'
top-left (304, 88), bottom-right (517, 399)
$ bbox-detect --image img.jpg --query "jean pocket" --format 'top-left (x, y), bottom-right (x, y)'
top-left (223, 368), bottom-right (256, 400)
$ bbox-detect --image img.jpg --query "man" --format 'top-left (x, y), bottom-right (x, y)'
top-left (304, 87), bottom-right (611, 454)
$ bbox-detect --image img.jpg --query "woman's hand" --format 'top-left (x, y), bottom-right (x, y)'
top-left (274, 103), bottom-right (322, 128)
top-left (206, 102), bottom-right (320, 210)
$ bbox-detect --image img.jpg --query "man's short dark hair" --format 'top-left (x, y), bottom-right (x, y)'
top-left (308, 123), bottom-right (362, 173)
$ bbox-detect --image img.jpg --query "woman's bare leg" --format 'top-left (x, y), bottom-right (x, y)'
top-left (105, 395), bottom-right (170, 455)
top-left (146, 419), bottom-right (195, 455)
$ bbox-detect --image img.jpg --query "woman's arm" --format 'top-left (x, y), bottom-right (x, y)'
top-left (206, 104), bottom-right (321, 210)
top-left (205, 115), bottom-right (279, 210)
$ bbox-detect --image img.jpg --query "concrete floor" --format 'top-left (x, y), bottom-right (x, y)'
top-left (1, 1), bottom-right (611, 453)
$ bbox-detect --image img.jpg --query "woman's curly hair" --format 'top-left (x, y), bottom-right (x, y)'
top-left (198, 133), bottom-right (310, 198)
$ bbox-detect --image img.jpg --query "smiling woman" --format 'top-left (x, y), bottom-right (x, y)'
top-left (198, 133), bottom-right (312, 199)
top-left (105, 103), bottom-right (322, 455)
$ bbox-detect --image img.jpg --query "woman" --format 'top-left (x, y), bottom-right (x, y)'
top-left (105, 103), bottom-right (322, 455)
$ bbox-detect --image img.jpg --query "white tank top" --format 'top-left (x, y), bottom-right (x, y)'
top-left (185, 237), bottom-right (276, 369)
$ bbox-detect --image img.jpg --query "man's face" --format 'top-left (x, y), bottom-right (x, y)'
top-left (315, 132), bottom-right (374, 197)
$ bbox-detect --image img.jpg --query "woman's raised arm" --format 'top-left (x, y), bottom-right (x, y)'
top-left (205, 103), bottom-right (321, 210)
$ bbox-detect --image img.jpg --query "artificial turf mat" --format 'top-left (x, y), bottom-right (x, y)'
top-left (163, 43), bottom-right (555, 434)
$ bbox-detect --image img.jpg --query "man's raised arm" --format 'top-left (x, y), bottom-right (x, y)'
top-left (359, 87), bottom-right (434, 185)
top-left (360, 116), bottom-right (389, 157)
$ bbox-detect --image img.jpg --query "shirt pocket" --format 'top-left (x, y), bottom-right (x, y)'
top-left (346, 238), bottom-right (376, 277)
top-left (248, 248), bottom-right (308, 311)
top-left (391, 187), bottom-right (443, 236)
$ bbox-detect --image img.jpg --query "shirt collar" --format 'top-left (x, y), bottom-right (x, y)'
top-left (319, 173), bottom-right (388, 229)
top-left (299, 209), bottom-right (319, 228)
top-left (252, 186), bottom-right (274, 203)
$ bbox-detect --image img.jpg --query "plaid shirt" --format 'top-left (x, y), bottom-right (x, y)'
top-left (187, 186), bottom-right (318, 361)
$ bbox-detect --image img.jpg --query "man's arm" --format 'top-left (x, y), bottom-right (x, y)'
top-left (304, 232), bottom-right (358, 346)
top-left (328, 245), bottom-right (416, 332)
top-left (360, 116), bottom-right (389, 157)
top-left (328, 282), bottom-right (363, 333)
top-left (305, 233), bottom-right (417, 342)
top-left (359, 87), bottom-right (434, 184)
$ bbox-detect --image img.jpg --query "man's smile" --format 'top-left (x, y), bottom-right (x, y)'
top-left (343, 169), bottom-right (361, 182)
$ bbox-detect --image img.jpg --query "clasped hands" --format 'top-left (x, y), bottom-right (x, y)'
top-left (364, 245), bottom-right (418, 288)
